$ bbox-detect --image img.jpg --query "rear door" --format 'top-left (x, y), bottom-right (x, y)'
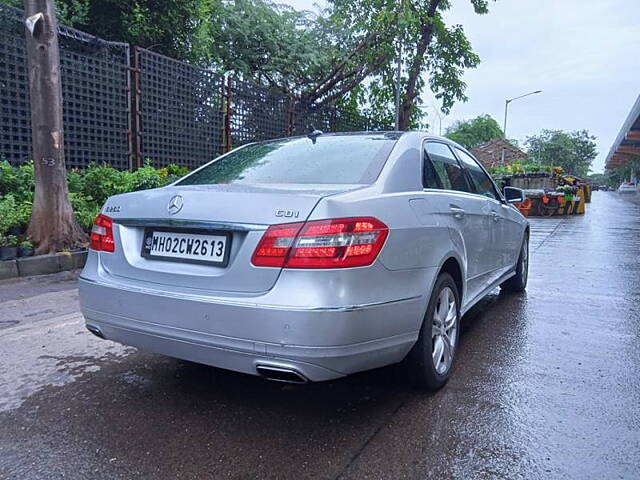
top-left (423, 142), bottom-right (494, 301)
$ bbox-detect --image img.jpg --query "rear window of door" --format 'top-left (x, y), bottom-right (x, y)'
top-left (454, 148), bottom-right (500, 200)
top-left (423, 142), bottom-right (471, 193)
top-left (177, 133), bottom-right (400, 186)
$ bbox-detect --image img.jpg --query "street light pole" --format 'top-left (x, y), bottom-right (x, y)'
top-left (501, 90), bottom-right (542, 164)
top-left (503, 98), bottom-right (510, 138)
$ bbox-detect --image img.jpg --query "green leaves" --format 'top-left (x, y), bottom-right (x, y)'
top-left (0, 194), bottom-right (31, 233)
top-left (53, 0), bottom-right (212, 63)
top-left (445, 115), bottom-right (504, 149)
top-left (604, 157), bottom-right (640, 187)
top-left (73, 161), bottom-right (173, 205)
top-left (329, 0), bottom-right (488, 128)
top-left (0, 161), bottom-right (34, 203)
top-left (428, 21), bottom-right (480, 114)
top-left (213, 0), bottom-right (330, 94)
top-left (470, 0), bottom-right (492, 14)
top-left (0, 161), bottom-right (188, 235)
top-left (41, 0), bottom-right (491, 131)
top-left (525, 129), bottom-right (598, 177)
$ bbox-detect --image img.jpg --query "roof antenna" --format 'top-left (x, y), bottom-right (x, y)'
top-left (307, 125), bottom-right (323, 144)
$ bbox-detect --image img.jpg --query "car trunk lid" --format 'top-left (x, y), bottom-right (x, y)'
top-left (98, 183), bottom-right (360, 294)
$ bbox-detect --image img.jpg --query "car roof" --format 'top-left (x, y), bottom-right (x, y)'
top-left (252, 130), bottom-right (455, 144)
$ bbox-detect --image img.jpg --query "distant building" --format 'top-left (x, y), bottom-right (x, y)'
top-left (471, 138), bottom-right (528, 168)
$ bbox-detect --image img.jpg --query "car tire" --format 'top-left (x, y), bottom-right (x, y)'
top-left (500, 234), bottom-right (529, 293)
top-left (405, 272), bottom-right (461, 390)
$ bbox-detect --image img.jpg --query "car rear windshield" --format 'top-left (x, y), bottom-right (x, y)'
top-left (177, 133), bottom-right (400, 186)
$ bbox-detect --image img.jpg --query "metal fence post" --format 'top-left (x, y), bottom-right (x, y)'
top-left (129, 46), bottom-right (142, 170)
top-left (287, 98), bottom-right (296, 136)
top-left (223, 76), bottom-right (233, 153)
top-left (330, 105), bottom-right (337, 132)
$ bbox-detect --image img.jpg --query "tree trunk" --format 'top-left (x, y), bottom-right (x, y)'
top-left (24, 0), bottom-right (86, 254)
top-left (398, 0), bottom-right (441, 131)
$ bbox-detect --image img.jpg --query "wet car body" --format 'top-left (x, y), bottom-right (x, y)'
top-left (79, 131), bottom-right (528, 385)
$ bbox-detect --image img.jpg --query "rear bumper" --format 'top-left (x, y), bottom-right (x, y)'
top-left (79, 276), bottom-right (425, 382)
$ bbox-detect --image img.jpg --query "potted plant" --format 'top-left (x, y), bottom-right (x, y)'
top-left (511, 162), bottom-right (524, 177)
top-left (0, 234), bottom-right (19, 261)
top-left (18, 239), bottom-right (34, 257)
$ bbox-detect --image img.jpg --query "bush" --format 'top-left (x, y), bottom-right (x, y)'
top-left (0, 161), bottom-right (33, 202)
top-left (80, 163), bottom-right (132, 205)
top-left (163, 164), bottom-right (189, 178)
top-left (0, 161), bottom-right (16, 196)
top-left (69, 193), bottom-right (101, 231)
top-left (67, 168), bottom-right (85, 194)
top-left (128, 161), bottom-right (166, 191)
top-left (0, 194), bottom-right (31, 233)
top-left (0, 161), bottom-right (190, 238)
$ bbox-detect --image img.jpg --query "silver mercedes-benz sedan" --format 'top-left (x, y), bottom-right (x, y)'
top-left (79, 131), bottom-right (529, 390)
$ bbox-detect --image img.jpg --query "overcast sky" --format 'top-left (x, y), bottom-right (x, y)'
top-left (282, 0), bottom-right (640, 173)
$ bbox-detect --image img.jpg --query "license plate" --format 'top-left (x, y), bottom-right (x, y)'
top-left (141, 229), bottom-right (230, 266)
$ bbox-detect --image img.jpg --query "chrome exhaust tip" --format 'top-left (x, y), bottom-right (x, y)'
top-left (86, 324), bottom-right (105, 339)
top-left (256, 365), bottom-right (308, 384)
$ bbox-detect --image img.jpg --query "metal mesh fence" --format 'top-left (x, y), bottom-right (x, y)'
top-left (228, 77), bottom-right (290, 147)
top-left (293, 102), bottom-right (373, 136)
top-left (136, 49), bottom-right (225, 169)
top-left (1, 4), bottom-right (383, 171)
top-left (0, 5), bottom-right (31, 165)
top-left (0, 4), bottom-right (130, 169)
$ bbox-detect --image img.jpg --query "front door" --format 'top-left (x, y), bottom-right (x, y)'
top-left (453, 147), bottom-right (507, 277)
top-left (423, 142), bottom-right (494, 302)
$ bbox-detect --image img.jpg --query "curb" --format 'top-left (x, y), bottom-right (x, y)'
top-left (0, 250), bottom-right (88, 280)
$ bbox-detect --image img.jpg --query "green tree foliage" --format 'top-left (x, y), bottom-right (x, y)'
top-left (601, 168), bottom-right (627, 189)
top-left (210, 1), bottom-right (328, 94)
top-left (586, 172), bottom-right (607, 188)
top-left (204, 0), bottom-right (394, 111)
top-left (13, 0), bottom-right (492, 125)
top-left (40, 0), bottom-right (216, 62)
top-left (606, 157), bottom-right (640, 187)
top-left (4, 0), bottom-right (90, 24)
top-left (0, 160), bottom-right (189, 234)
top-left (330, 0), bottom-right (491, 129)
top-left (525, 129), bottom-right (597, 177)
top-left (7, 1), bottom-right (209, 60)
top-left (445, 114), bottom-right (503, 148)
top-left (5, 0), bottom-right (494, 130)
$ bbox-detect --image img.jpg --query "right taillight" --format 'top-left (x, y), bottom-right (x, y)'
top-left (90, 214), bottom-right (115, 252)
top-left (252, 217), bottom-right (388, 269)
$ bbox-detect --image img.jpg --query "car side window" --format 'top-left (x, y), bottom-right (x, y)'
top-left (455, 148), bottom-right (500, 200)
top-left (424, 142), bottom-right (471, 193)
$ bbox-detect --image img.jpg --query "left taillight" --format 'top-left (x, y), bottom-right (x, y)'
top-left (252, 217), bottom-right (388, 269)
top-left (90, 214), bottom-right (115, 253)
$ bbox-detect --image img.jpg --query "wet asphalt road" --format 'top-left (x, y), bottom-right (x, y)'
top-left (1, 191), bottom-right (639, 479)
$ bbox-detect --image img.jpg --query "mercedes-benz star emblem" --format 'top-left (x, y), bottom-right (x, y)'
top-left (167, 194), bottom-right (184, 215)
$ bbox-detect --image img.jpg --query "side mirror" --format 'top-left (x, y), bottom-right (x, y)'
top-left (503, 186), bottom-right (526, 204)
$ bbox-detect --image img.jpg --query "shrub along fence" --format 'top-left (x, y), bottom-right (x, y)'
top-left (0, 4), bottom-right (377, 171)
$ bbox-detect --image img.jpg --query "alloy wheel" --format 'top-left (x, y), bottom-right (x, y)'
top-left (521, 238), bottom-right (529, 283)
top-left (431, 286), bottom-right (458, 375)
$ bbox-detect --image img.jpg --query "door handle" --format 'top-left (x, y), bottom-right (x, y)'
top-left (449, 205), bottom-right (465, 219)
top-left (491, 211), bottom-right (500, 222)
